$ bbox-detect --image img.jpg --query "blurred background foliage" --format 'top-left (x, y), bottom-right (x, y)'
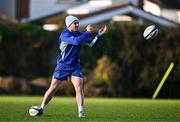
top-left (0, 23), bottom-right (56, 78)
top-left (0, 22), bottom-right (179, 98)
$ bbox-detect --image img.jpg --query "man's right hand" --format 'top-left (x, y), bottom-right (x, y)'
top-left (86, 24), bottom-right (93, 33)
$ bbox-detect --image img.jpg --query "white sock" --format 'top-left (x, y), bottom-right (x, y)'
top-left (78, 106), bottom-right (84, 113)
top-left (40, 103), bottom-right (45, 110)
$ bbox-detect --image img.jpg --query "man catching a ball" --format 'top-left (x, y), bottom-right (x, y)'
top-left (31, 15), bottom-right (107, 117)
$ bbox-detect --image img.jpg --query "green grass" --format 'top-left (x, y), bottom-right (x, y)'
top-left (0, 96), bottom-right (180, 121)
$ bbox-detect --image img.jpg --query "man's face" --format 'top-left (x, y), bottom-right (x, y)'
top-left (69, 20), bottom-right (79, 32)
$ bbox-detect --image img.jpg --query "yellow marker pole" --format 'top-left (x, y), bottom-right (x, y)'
top-left (152, 62), bottom-right (174, 99)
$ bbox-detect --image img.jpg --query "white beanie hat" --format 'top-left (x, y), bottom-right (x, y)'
top-left (65, 15), bottom-right (79, 27)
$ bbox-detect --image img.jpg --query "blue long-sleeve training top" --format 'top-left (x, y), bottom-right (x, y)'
top-left (56, 28), bottom-right (100, 66)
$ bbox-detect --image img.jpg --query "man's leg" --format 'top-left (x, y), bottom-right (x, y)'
top-left (40, 77), bottom-right (64, 110)
top-left (71, 76), bottom-right (85, 117)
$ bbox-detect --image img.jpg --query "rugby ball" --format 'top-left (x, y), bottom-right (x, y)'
top-left (143, 25), bottom-right (158, 40)
top-left (29, 106), bottom-right (43, 116)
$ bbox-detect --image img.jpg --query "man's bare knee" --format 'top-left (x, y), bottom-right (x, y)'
top-left (48, 85), bottom-right (57, 93)
top-left (48, 79), bottom-right (61, 93)
top-left (75, 84), bottom-right (83, 94)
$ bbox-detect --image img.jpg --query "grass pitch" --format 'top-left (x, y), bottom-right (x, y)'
top-left (0, 96), bottom-right (179, 121)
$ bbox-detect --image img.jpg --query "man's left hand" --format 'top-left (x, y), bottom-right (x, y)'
top-left (98, 25), bottom-right (107, 36)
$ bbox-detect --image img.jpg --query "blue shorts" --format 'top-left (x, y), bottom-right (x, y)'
top-left (53, 64), bottom-right (83, 81)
